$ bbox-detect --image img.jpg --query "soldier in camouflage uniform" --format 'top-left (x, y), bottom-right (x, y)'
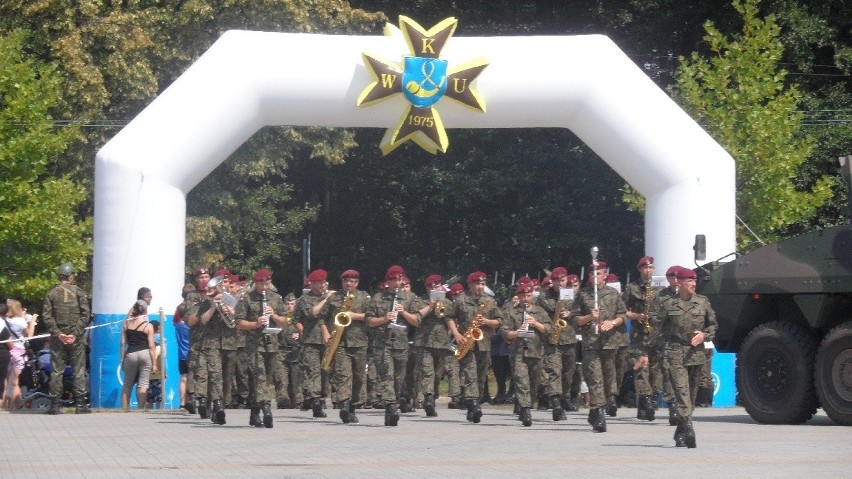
top-left (623, 256), bottom-right (664, 421)
top-left (640, 266), bottom-right (717, 448)
top-left (325, 269), bottom-right (371, 424)
top-left (183, 267), bottom-right (210, 414)
top-left (443, 282), bottom-right (465, 409)
top-left (656, 265), bottom-right (681, 424)
top-left (501, 284), bottom-right (551, 426)
top-left (446, 271), bottom-right (503, 424)
top-left (215, 271), bottom-right (245, 409)
top-left (571, 261), bottom-right (628, 432)
top-left (537, 267), bottom-right (580, 421)
top-left (190, 276), bottom-right (233, 425)
top-left (366, 265), bottom-right (422, 426)
top-left (414, 274), bottom-right (456, 417)
top-left (274, 293), bottom-right (301, 408)
top-left (295, 269), bottom-right (332, 418)
top-left (234, 269), bottom-right (287, 428)
top-left (42, 263), bottom-right (91, 414)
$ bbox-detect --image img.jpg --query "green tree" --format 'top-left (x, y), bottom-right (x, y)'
top-left (626, 0), bottom-right (834, 249)
top-left (0, 29), bottom-right (91, 302)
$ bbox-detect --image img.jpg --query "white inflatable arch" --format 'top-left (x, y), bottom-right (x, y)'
top-left (91, 29), bottom-right (735, 407)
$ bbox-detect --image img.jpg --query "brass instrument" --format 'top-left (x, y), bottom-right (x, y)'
top-left (322, 292), bottom-right (353, 371)
top-left (207, 275), bottom-right (236, 328)
top-left (548, 299), bottom-right (568, 345)
top-left (642, 283), bottom-right (653, 334)
top-left (435, 302), bottom-right (446, 317)
top-left (454, 299), bottom-right (488, 360)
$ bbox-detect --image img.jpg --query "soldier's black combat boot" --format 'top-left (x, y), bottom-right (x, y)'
top-left (668, 403), bottom-right (679, 426)
top-left (211, 400), bottom-right (226, 425)
top-left (74, 397), bottom-right (91, 414)
top-left (339, 399), bottom-right (352, 424)
top-left (469, 398), bottom-right (482, 424)
top-left (589, 407), bottom-right (607, 432)
top-left (605, 394), bottom-right (618, 417)
top-left (562, 397), bottom-right (579, 413)
top-left (46, 397), bottom-right (62, 415)
top-left (384, 402), bottom-right (399, 426)
top-left (249, 406), bottom-right (262, 427)
top-left (398, 397), bottom-right (411, 413)
top-left (183, 393), bottom-right (197, 415)
top-left (197, 396), bottom-right (210, 419)
top-left (520, 407), bottom-right (532, 427)
top-left (673, 417), bottom-right (687, 447)
top-left (637, 395), bottom-right (649, 420)
top-left (300, 398), bottom-right (311, 411)
top-left (262, 402), bottom-right (274, 429)
top-left (550, 395), bottom-right (565, 422)
top-left (348, 402), bottom-right (359, 424)
top-left (424, 393), bottom-right (437, 417)
top-left (312, 398), bottom-right (327, 418)
top-left (644, 396), bottom-right (656, 421)
top-left (683, 418), bottom-right (697, 448)
top-left (447, 396), bottom-right (461, 409)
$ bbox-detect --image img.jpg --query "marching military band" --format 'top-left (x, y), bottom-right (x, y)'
top-left (173, 255), bottom-right (716, 448)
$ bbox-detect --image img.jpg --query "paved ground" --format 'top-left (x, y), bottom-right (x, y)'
top-left (1, 401), bottom-right (848, 479)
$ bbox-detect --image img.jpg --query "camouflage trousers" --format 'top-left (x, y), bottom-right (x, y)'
top-left (49, 338), bottom-right (87, 399)
top-left (274, 347), bottom-right (303, 405)
top-left (300, 343), bottom-right (324, 400)
top-left (474, 349), bottom-right (491, 400)
top-left (582, 348), bottom-right (619, 408)
top-left (542, 342), bottom-right (577, 399)
top-left (416, 346), bottom-right (458, 398)
top-left (330, 345), bottom-right (367, 404)
top-left (458, 351), bottom-right (481, 401)
top-left (629, 346), bottom-right (665, 397)
top-left (194, 345), bottom-right (223, 401)
top-left (442, 354), bottom-right (461, 399)
top-left (185, 344), bottom-right (200, 395)
top-left (662, 346), bottom-right (704, 419)
top-left (221, 348), bottom-right (249, 403)
top-left (375, 346), bottom-right (409, 403)
top-left (245, 346), bottom-right (279, 406)
top-left (511, 355), bottom-right (542, 408)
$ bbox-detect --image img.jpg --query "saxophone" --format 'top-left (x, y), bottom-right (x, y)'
top-left (548, 299), bottom-right (568, 345)
top-left (454, 299), bottom-right (487, 360)
top-left (642, 284), bottom-right (653, 334)
top-left (321, 291), bottom-right (353, 371)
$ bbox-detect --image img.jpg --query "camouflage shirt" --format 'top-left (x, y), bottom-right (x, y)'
top-left (366, 289), bottom-right (420, 350)
top-left (413, 295), bottom-right (453, 350)
top-left (234, 289), bottom-right (285, 352)
top-left (325, 289), bottom-right (370, 348)
top-left (536, 287), bottom-right (577, 345)
top-left (571, 284), bottom-right (627, 350)
top-left (650, 292), bottom-right (718, 366)
top-left (42, 283), bottom-right (90, 337)
top-left (623, 280), bottom-right (664, 346)
top-left (500, 302), bottom-right (551, 359)
top-left (448, 292), bottom-right (502, 353)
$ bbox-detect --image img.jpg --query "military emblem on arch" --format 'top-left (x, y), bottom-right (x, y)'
top-left (357, 16), bottom-right (489, 154)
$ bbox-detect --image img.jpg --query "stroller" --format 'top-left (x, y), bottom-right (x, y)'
top-left (19, 342), bottom-right (73, 410)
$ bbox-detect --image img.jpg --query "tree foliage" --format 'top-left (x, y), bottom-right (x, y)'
top-left (0, 29), bottom-right (91, 302)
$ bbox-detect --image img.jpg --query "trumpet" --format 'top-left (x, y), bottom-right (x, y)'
top-left (207, 275), bottom-right (236, 328)
top-left (322, 292), bottom-right (353, 371)
top-left (435, 302), bottom-right (446, 317)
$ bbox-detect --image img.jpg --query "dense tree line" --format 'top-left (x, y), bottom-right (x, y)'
top-left (0, 0), bottom-right (849, 302)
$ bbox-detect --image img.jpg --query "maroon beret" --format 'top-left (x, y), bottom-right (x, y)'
top-left (307, 269), bottom-right (327, 282)
top-left (467, 271), bottom-right (487, 284)
top-left (228, 274), bottom-right (239, 283)
top-left (340, 269), bottom-right (360, 280)
top-left (637, 256), bottom-right (654, 268)
top-left (399, 275), bottom-right (410, 285)
top-left (515, 284), bottom-right (533, 295)
top-left (194, 267), bottom-right (210, 277)
top-left (590, 261), bottom-right (608, 271)
top-left (449, 283), bottom-right (464, 296)
top-left (550, 267), bottom-right (568, 279)
top-left (529, 278), bottom-right (540, 287)
top-left (252, 269), bottom-right (272, 282)
top-left (424, 274), bottom-right (442, 287)
top-left (666, 265), bottom-right (681, 277)
top-left (385, 265), bottom-right (405, 280)
top-left (214, 268), bottom-right (230, 278)
top-left (676, 268), bottom-right (697, 280)
top-left (517, 275), bottom-right (532, 285)
top-left (606, 273), bottom-right (619, 283)
top-left (540, 277), bottom-right (553, 288)
top-left (566, 274), bottom-right (580, 284)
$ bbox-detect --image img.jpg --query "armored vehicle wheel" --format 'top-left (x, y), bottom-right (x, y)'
top-left (737, 321), bottom-right (818, 424)
top-left (815, 322), bottom-right (852, 426)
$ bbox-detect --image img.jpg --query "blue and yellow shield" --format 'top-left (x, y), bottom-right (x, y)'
top-left (402, 56), bottom-right (448, 109)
